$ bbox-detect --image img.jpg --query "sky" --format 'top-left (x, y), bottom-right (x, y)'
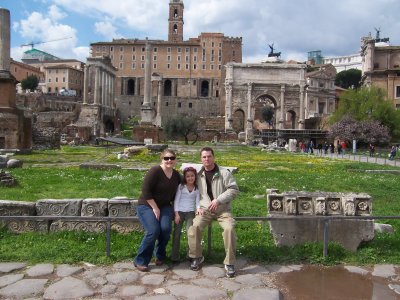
top-left (1, 0), bottom-right (400, 64)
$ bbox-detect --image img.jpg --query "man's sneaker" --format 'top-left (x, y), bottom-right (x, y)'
top-left (190, 256), bottom-right (204, 271)
top-left (225, 264), bottom-right (236, 278)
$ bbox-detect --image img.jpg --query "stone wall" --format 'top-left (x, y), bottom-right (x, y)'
top-left (267, 190), bottom-right (374, 251)
top-left (0, 198), bottom-right (141, 234)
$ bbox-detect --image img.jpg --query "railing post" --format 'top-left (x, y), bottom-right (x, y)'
top-left (207, 224), bottom-right (212, 257)
top-left (323, 219), bottom-right (329, 257)
top-left (106, 220), bottom-right (111, 257)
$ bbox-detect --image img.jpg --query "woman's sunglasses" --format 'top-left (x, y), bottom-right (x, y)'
top-left (163, 156), bottom-right (176, 161)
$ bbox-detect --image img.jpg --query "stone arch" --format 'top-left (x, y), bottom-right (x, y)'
top-left (254, 94), bottom-right (277, 129)
top-left (164, 79), bottom-right (172, 96)
top-left (232, 109), bottom-right (245, 133)
top-left (127, 79), bottom-right (135, 95)
top-left (200, 80), bottom-right (209, 97)
top-left (104, 119), bottom-right (114, 134)
top-left (285, 110), bottom-right (296, 129)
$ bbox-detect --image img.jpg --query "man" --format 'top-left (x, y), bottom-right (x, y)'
top-left (188, 147), bottom-right (239, 277)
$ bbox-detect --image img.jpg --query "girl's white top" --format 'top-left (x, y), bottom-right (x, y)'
top-left (174, 184), bottom-right (200, 212)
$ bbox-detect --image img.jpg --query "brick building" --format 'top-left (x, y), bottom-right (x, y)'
top-left (90, 0), bottom-right (242, 123)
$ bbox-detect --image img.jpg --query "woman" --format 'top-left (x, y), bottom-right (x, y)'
top-left (134, 149), bottom-right (181, 271)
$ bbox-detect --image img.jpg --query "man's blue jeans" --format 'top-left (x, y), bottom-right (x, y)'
top-left (134, 204), bottom-right (173, 266)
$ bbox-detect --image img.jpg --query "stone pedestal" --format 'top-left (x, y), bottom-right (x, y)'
top-left (132, 124), bottom-right (163, 143)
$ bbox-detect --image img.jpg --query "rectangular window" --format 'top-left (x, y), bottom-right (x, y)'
top-left (120, 55), bottom-right (123, 60)
top-left (132, 55), bottom-right (136, 60)
top-left (210, 64), bottom-right (214, 70)
top-left (189, 102), bottom-right (192, 108)
top-left (110, 46), bottom-right (113, 51)
top-left (193, 64), bottom-right (197, 70)
top-left (212, 42), bottom-right (214, 47)
top-left (193, 56), bottom-right (197, 62)
top-left (132, 46), bottom-right (135, 52)
top-left (153, 63), bottom-right (157, 69)
top-left (177, 56), bottom-right (181, 61)
top-left (202, 64), bottom-right (206, 70)
top-left (167, 47), bottom-right (171, 53)
top-left (119, 63), bottom-right (123, 69)
top-left (120, 46), bottom-right (124, 52)
top-left (132, 63), bottom-right (136, 69)
top-left (153, 47), bottom-right (157, 52)
top-left (177, 63), bottom-right (181, 70)
top-left (186, 64), bottom-right (189, 70)
top-left (141, 63), bottom-right (145, 69)
top-left (63, 77), bottom-right (65, 82)
top-left (194, 48), bottom-right (198, 53)
top-left (142, 47), bottom-right (145, 52)
top-left (177, 47), bottom-right (181, 53)
top-left (185, 55), bottom-right (189, 62)
top-left (218, 64), bottom-right (221, 70)
top-left (167, 55), bottom-right (171, 61)
top-left (178, 102), bottom-right (181, 108)
top-left (186, 47), bottom-right (190, 53)
top-left (102, 46), bottom-right (106, 52)
top-left (141, 55), bottom-right (145, 61)
top-left (167, 63), bottom-right (171, 69)
top-left (396, 86), bottom-right (400, 98)
top-left (318, 102), bottom-right (325, 114)
top-left (153, 55), bottom-right (157, 61)
top-left (48, 78), bottom-right (51, 82)
top-left (55, 77), bottom-right (58, 82)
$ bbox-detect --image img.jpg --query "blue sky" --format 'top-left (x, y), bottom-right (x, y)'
top-left (2, 0), bottom-right (400, 63)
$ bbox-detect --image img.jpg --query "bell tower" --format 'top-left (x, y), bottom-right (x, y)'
top-left (168, 0), bottom-right (184, 42)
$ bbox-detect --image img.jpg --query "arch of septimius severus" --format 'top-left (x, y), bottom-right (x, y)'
top-left (224, 62), bottom-right (336, 142)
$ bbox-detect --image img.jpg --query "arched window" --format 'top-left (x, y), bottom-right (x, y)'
top-left (164, 79), bottom-right (172, 96)
top-left (174, 9), bottom-right (178, 18)
top-left (173, 24), bottom-right (178, 34)
top-left (127, 79), bottom-right (135, 95)
top-left (200, 80), bottom-right (209, 97)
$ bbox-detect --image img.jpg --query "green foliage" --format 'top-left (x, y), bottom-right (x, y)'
top-left (330, 86), bottom-right (400, 138)
top-left (21, 75), bottom-right (39, 92)
top-left (260, 106), bottom-right (274, 124)
top-left (335, 69), bottom-right (362, 89)
top-left (163, 115), bottom-right (199, 145)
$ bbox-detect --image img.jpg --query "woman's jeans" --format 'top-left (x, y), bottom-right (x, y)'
top-left (134, 204), bottom-right (173, 266)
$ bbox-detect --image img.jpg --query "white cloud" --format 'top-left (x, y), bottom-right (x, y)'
top-left (48, 4), bottom-right (67, 21)
top-left (72, 46), bottom-right (90, 62)
top-left (95, 21), bottom-right (122, 40)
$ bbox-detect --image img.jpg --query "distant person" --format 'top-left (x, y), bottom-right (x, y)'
top-left (188, 147), bottom-right (239, 277)
top-left (369, 144), bottom-right (375, 157)
top-left (323, 141), bottom-right (329, 155)
top-left (341, 141), bottom-right (347, 155)
top-left (337, 142), bottom-right (342, 155)
top-left (330, 143), bottom-right (335, 154)
top-left (171, 167), bottom-right (200, 263)
top-left (133, 149), bottom-right (181, 272)
top-left (389, 145), bottom-right (397, 160)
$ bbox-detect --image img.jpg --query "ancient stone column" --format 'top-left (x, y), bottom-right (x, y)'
top-left (299, 83), bottom-right (305, 129)
top-left (143, 41), bottom-right (152, 106)
top-left (155, 80), bottom-right (163, 127)
top-left (83, 65), bottom-right (88, 104)
top-left (135, 78), bottom-right (140, 96)
top-left (245, 82), bottom-right (254, 142)
top-left (224, 82), bottom-right (233, 131)
top-left (94, 66), bottom-right (100, 105)
top-left (101, 70), bottom-right (106, 106)
top-left (0, 9), bottom-right (10, 72)
top-left (279, 85), bottom-right (285, 129)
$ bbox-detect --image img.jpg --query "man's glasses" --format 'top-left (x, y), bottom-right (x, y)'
top-left (163, 156), bottom-right (176, 161)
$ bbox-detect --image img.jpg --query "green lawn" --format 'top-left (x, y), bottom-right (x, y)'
top-left (1, 144), bottom-right (400, 265)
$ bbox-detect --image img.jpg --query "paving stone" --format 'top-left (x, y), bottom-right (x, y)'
top-left (0, 279), bottom-right (47, 299)
top-left (388, 284), bottom-right (400, 295)
top-left (43, 277), bottom-right (94, 299)
top-left (56, 264), bottom-right (84, 277)
top-left (113, 262), bottom-right (135, 270)
top-left (372, 264), bottom-right (397, 278)
top-left (266, 264), bottom-right (295, 273)
top-left (0, 262), bottom-right (26, 273)
top-left (120, 285), bottom-right (147, 297)
top-left (218, 278), bottom-right (242, 291)
top-left (26, 263), bottom-right (54, 277)
top-left (100, 284), bottom-right (117, 294)
top-left (234, 274), bottom-right (264, 286)
top-left (150, 264), bottom-right (169, 273)
top-left (344, 265), bottom-right (370, 276)
top-left (172, 265), bottom-right (198, 279)
top-left (154, 287), bottom-right (167, 294)
top-left (191, 277), bottom-right (218, 288)
top-left (201, 265), bottom-right (225, 278)
top-left (84, 267), bottom-right (108, 279)
top-left (137, 295), bottom-right (177, 300)
top-left (0, 273), bottom-right (24, 288)
top-left (168, 283), bottom-right (226, 300)
top-left (106, 271), bottom-right (139, 284)
top-left (241, 264), bottom-right (269, 274)
top-left (89, 276), bottom-right (108, 286)
top-left (232, 288), bottom-right (282, 300)
top-left (141, 274), bottom-right (166, 285)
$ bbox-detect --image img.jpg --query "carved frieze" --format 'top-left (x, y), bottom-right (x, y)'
top-left (0, 201), bottom-right (36, 216)
top-left (36, 199), bottom-right (83, 216)
top-left (108, 199), bottom-right (137, 217)
top-left (81, 198), bottom-right (108, 217)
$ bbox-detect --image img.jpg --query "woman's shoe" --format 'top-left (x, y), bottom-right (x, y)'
top-left (134, 262), bottom-right (149, 272)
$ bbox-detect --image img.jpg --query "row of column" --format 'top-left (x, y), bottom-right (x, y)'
top-left (83, 65), bottom-right (114, 107)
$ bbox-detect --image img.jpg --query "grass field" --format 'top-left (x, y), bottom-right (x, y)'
top-left (1, 144), bottom-right (399, 265)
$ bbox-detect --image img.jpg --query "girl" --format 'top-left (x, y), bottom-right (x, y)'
top-left (171, 167), bottom-right (200, 262)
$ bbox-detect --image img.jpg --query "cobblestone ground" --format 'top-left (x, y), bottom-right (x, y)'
top-left (1, 260), bottom-right (400, 299)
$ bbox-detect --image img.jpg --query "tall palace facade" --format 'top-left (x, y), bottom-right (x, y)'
top-left (90, 0), bottom-right (242, 123)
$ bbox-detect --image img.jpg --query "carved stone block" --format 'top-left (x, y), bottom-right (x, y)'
top-left (315, 197), bottom-right (326, 215)
top-left (108, 198), bottom-right (137, 217)
top-left (297, 196), bottom-right (313, 215)
top-left (284, 196), bottom-right (297, 215)
top-left (326, 197), bottom-right (341, 215)
top-left (354, 195), bottom-right (372, 216)
top-left (5, 219), bottom-right (48, 233)
top-left (36, 199), bottom-right (83, 216)
top-left (81, 198), bottom-right (108, 217)
top-left (342, 196), bottom-right (356, 216)
top-left (0, 200), bottom-right (36, 216)
top-left (267, 194), bottom-right (284, 214)
top-left (50, 221), bottom-right (107, 233)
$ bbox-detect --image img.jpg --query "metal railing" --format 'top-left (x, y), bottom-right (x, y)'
top-left (1, 215), bottom-right (399, 258)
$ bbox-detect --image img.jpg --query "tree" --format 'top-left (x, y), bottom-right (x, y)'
top-left (163, 116), bottom-right (199, 145)
top-left (261, 106), bottom-right (274, 126)
top-left (21, 75), bottom-right (39, 92)
top-left (328, 115), bottom-right (391, 144)
top-left (334, 68), bottom-right (362, 89)
top-left (330, 86), bottom-right (400, 137)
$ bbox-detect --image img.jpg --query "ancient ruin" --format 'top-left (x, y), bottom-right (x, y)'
top-left (267, 190), bottom-right (374, 251)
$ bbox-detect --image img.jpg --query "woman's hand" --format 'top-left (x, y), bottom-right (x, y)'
top-left (174, 213), bottom-right (180, 225)
top-left (152, 207), bottom-right (160, 220)
top-left (196, 208), bottom-right (204, 216)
